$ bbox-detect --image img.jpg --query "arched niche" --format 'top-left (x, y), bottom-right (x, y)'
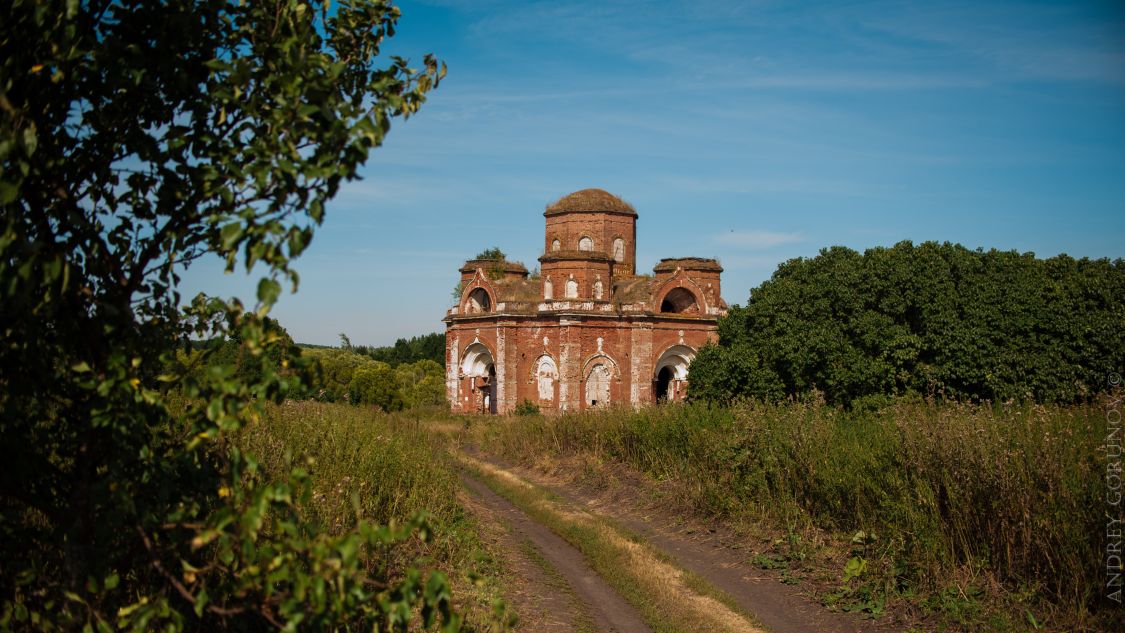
top-left (660, 287), bottom-right (699, 313)
top-left (565, 278), bottom-right (578, 299)
top-left (533, 355), bottom-right (558, 402)
top-left (612, 237), bottom-right (625, 262)
top-left (578, 236), bottom-right (593, 251)
top-left (551, 238), bottom-right (561, 252)
top-left (544, 276), bottom-right (553, 300)
top-left (466, 287), bottom-right (492, 313)
top-left (585, 363), bottom-right (611, 407)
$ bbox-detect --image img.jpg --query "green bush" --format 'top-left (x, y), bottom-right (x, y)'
top-left (349, 362), bottom-right (403, 411)
top-left (303, 351), bottom-right (446, 410)
top-left (690, 242), bottom-right (1125, 406)
top-left (514, 399), bottom-right (541, 416)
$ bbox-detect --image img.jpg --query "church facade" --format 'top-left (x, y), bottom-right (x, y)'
top-left (444, 189), bottom-right (726, 414)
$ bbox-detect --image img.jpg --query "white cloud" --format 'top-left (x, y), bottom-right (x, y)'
top-left (716, 230), bottom-right (804, 248)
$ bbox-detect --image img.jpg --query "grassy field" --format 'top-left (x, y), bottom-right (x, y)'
top-left (233, 401), bottom-right (511, 630)
top-left (466, 399), bottom-right (1117, 631)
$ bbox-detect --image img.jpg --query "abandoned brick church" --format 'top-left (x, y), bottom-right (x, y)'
top-left (444, 188), bottom-right (726, 414)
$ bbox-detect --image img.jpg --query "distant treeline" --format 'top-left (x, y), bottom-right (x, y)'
top-left (185, 326), bottom-right (447, 411)
top-left (689, 241), bottom-right (1125, 406)
top-left (328, 332), bottom-right (445, 368)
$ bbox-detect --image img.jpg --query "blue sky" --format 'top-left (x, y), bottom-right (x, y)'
top-left (181, 0), bottom-right (1125, 346)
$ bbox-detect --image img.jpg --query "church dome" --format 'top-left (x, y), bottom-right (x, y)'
top-left (545, 188), bottom-right (636, 216)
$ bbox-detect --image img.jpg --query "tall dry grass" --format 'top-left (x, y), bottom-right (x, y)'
top-left (233, 401), bottom-right (509, 627)
top-left (237, 401), bottom-right (460, 531)
top-left (471, 399), bottom-right (1111, 627)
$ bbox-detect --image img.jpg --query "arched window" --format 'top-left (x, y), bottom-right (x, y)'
top-left (543, 276), bottom-right (553, 300)
top-left (578, 236), bottom-right (593, 251)
top-left (466, 287), bottom-right (491, 313)
top-left (612, 238), bottom-right (625, 262)
top-left (660, 287), bottom-right (698, 313)
top-left (551, 238), bottom-right (561, 252)
top-left (535, 356), bottom-right (558, 401)
top-left (565, 278), bottom-right (578, 299)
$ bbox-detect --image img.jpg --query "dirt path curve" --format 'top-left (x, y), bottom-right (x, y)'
top-left (459, 470), bottom-right (653, 633)
top-left (470, 453), bottom-right (902, 633)
top-left (590, 499), bottom-right (880, 633)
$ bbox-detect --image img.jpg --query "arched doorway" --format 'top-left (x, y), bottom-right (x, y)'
top-left (655, 365), bottom-right (674, 402)
top-left (460, 343), bottom-right (497, 414)
top-left (653, 345), bottom-right (695, 403)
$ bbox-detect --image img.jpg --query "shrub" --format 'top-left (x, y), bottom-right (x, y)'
top-left (691, 242), bottom-right (1125, 406)
top-left (348, 362), bottom-right (404, 411)
top-left (514, 399), bottom-right (541, 416)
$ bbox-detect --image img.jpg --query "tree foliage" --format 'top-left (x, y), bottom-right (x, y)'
top-left (353, 332), bottom-right (445, 367)
top-left (0, 0), bottom-right (455, 629)
top-left (302, 348), bottom-right (445, 410)
top-left (473, 247), bottom-right (505, 261)
top-left (348, 361), bottom-right (401, 410)
top-left (689, 242), bottom-right (1125, 406)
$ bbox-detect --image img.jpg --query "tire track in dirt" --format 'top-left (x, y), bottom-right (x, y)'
top-left (460, 471), bottom-right (653, 632)
top-left (470, 452), bottom-right (904, 633)
top-left (457, 487), bottom-right (589, 631)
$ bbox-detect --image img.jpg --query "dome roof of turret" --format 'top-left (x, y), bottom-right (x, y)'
top-left (545, 188), bottom-right (636, 216)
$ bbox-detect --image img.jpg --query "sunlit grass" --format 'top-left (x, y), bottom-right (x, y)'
top-left (466, 398), bottom-right (1114, 629)
top-left (233, 401), bottom-right (507, 629)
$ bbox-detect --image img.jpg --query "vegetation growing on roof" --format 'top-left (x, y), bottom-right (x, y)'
top-left (475, 247), bottom-right (507, 261)
top-left (545, 188), bottom-right (636, 215)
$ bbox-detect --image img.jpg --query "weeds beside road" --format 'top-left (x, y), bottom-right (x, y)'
top-left (231, 398), bottom-right (1117, 631)
top-left (466, 399), bottom-right (1116, 631)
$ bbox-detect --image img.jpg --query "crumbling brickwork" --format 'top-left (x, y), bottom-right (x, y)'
top-left (444, 189), bottom-right (726, 413)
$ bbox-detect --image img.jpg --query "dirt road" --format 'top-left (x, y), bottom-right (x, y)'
top-left (461, 451), bottom-right (901, 633)
top-left (461, 471), bottom-right (651, 632)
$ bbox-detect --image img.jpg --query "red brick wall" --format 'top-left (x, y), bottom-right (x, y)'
top-left (446, 314), bottom-right (718, 413)
top-left (545, 211), bottom-right (636, 275)
top-left (539, 260), bottom-right (613, 301)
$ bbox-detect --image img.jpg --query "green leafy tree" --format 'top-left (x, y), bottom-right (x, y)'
top-left (0, 1), bottom-right (457, 630)
top-left (395, 359), bottom-right (446, 408)
top-left (348, 362), bottom-right (403, 411)
top-left (308, 348), bottom-right (371, 401)
top-left (356, 332), bottom-right (446, 367)
top-left (690, 242), bottom-right (1125, 406)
